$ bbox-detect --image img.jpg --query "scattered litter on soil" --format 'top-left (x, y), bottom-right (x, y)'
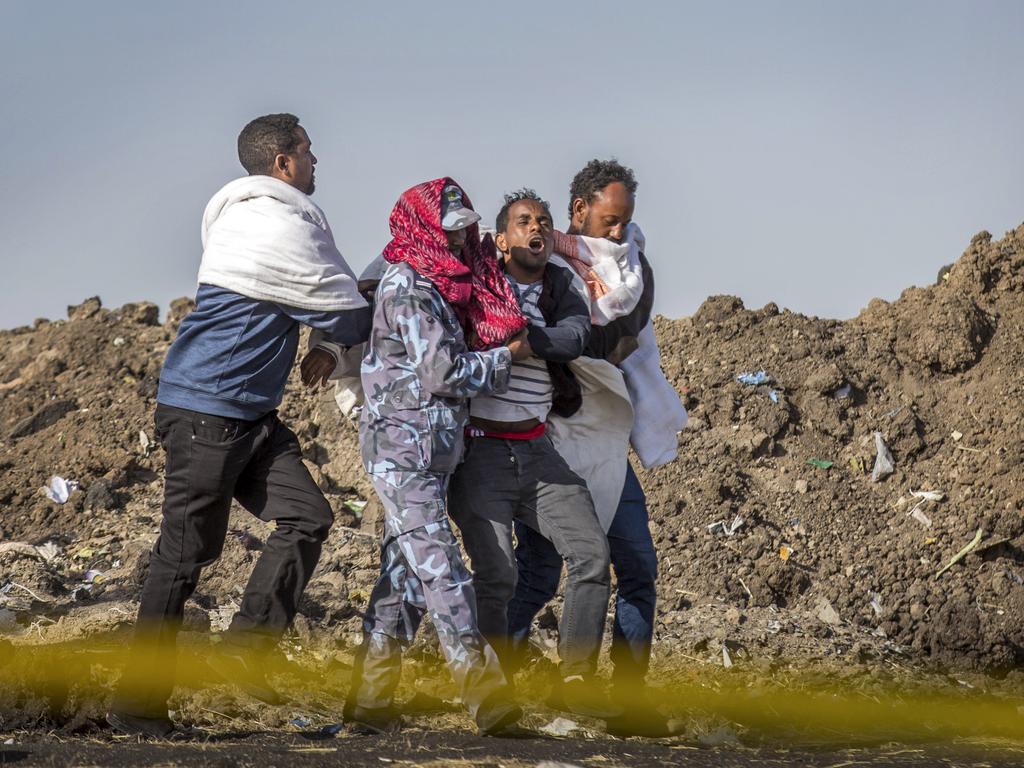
top-left (871, 432), bottom-right (896, 482)
top-left (708, 515), bottom-right (744, 537)
top-left (936, 529), bottom-right (985, 579)
top-left (0, 224), bottom-right (1022, 749)
top-left (44, 476), bottom-right (78, 504)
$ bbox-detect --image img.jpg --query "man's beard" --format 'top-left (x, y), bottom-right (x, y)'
top-left (581, 212), bottom-right (602, 239)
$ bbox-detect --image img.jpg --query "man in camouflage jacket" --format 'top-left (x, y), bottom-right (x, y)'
top-left (347, 181), bottom-right (528, 735)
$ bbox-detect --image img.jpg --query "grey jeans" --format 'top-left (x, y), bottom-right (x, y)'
top-left (448, 434), bottom-right (610, 679)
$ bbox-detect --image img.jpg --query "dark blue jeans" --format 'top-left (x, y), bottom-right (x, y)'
top-left (507, 461), bottom-right (658, 687)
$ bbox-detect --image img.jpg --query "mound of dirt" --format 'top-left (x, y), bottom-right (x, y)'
top-left (0, 224), bottom-right (1021, 674)
top-left (647, 225), bottom-right (1024, 671)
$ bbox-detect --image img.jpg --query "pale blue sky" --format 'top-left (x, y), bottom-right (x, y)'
top-left (1, 1), bottom-right (1021, 329)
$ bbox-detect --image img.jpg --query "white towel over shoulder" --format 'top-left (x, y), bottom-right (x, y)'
top-left (198, 175), bottom-right (366, 311)
top-left (620, 322), bottom-right (688, 468)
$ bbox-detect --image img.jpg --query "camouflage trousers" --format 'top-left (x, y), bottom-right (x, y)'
top-left (351, 471), bottom-right (507, 717)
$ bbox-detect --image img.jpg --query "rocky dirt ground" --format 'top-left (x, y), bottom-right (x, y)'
top-left (0, 224), bottom-right (1022, 764)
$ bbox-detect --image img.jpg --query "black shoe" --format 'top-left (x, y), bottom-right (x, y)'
top-left (475, 687), bottom-right (523, 736)
top-left (207, 649), bottom-right (283, 705)
top-left (347, 704), bottom-right (402, 735)
top-left (553, 677), bottom-right (622, 719)
top-left (605, 709), bottom-right (685, 738)
top-left (106, 710), bottom-right (174, 739)
top-left (604, 686), bottom-right (684, 738)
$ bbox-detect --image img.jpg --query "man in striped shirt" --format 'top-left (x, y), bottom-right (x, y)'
top-left (449, 190), bottom-right (616, 718)
top-left (470, 279), bottom-right (551, 418)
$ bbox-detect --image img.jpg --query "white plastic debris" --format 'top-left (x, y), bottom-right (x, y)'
top-left (35, 541), bottom-right (60, 562)
top-left (112, 336), bottom-right (126, 347)
top-left (539, 717), bottom-right (581, 737)
top-left (907, 490), bottom-right (943, 526)
top-left (871, 432), bottom-right (895, 482)
top-left (834, 383), bottom-right (852, 400)
top-left (721, 643), bottom-right (733, 668)
top-left (911, 508), bottom-right (933, 528)
top-left (708, 515), bottom-right (745, 537)
top-left (139, 430), bottom-right (153, 456)
top-left (45, 476), bottom-right (79, 504)
top-left (736, 370), bottom-right (771, 386)
top-left (83, 570), bottom-right (104, 584)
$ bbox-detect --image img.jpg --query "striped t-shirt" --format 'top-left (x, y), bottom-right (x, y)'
top-left (470, 278), bottom-right (553, 423)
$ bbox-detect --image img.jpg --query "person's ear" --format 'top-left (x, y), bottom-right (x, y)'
top-left (495, 232), bottom-right (509, 254)
top-left (274, 153), bottom-right (291, 176)
top-left (570, 198), bottom-right (587, 227)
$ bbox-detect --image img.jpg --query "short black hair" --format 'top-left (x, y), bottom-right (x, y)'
top-left (237, 113), bottom-right (303, 175)
top-left (496, 188), bottom-right (552, 233)
top-left (567, 158), bottom-right (638, 218)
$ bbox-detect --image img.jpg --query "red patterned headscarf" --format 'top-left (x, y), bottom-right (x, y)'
top-left (381, 177), bottom-right (526, 350)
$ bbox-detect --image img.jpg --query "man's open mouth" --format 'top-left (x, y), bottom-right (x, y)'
top-left (528, 236), bottom-right (545, 253)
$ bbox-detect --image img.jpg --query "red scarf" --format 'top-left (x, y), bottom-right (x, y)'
top-left (381, 177), bottom-right (526, 350)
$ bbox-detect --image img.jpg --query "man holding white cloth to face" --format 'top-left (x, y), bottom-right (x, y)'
top-left (108, 113), bottom-right (370, 738)
top-left (507, 159), bottom-right (687, 738)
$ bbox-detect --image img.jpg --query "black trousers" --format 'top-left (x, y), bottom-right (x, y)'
top-left (113, 403), bottom-right (333, 717)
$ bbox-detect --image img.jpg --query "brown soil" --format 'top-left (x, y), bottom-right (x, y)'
top-left (646, 225), bottom-right (1024, 673)
top-left (0, 224), bottom-right (1022, 742)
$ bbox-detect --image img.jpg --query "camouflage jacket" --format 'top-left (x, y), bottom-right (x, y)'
top-left (359, 262), bottom-right (512, 476)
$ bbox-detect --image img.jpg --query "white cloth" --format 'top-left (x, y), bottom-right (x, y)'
top-left (620, 322), bottom-right (688, 468)
top-left (557, 223), bottom-right (688, 473)
top-left (307, 328), bottom-right (365, 418)
top-left (567, 223), bottom-right (646, 325)
top-left (547, 358), bottom-right (634, 531)
top-left (198, 175), bottom-right (366, 311)
top-left (332, 345), bottom-right (366, 417)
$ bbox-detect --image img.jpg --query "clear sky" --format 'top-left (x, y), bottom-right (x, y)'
top-left (1, 1), bottom-right (1021, 329)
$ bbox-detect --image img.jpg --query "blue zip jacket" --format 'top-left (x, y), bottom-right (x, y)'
top-left (157, 284), bottom-right (371, 420)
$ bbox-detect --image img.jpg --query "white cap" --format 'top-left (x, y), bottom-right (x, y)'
top-left (440, 184), bottom-right (481, 231)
